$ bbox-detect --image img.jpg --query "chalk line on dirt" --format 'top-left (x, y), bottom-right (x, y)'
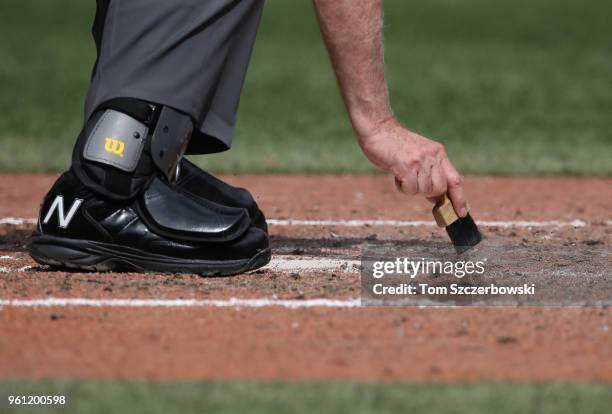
top-left (0, 297), bottom-right (362, 309)
top-left (0, 265), bottom-right (32, 273)
top-left (0, 257), bottom-right (359, 274)
top-left (0, 217), bottom-right (596, 228)
top-left (263, 257), bottom-right (360, 273)
top-left (0, 217), bottom-right (37, 225)
top-left (268, 219), bottom-right (589, 228)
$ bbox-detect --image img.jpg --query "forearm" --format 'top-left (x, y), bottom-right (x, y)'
top-left (313, 0), bottom-right (393, 139)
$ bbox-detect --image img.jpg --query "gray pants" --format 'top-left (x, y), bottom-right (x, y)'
top-left (85, 0), bottom-right (265, 154)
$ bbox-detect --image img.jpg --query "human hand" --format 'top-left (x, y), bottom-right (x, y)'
top-left (358, 118), bottom-right (468, 217)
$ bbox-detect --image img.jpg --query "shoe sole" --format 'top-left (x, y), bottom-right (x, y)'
top-left (28, 233), bottom-right (271, 276)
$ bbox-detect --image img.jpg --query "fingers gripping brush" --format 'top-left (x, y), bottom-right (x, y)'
top-left (432, 194), bottom-right (482, 253)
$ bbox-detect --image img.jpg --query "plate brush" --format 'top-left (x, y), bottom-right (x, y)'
top-left (432, 194), bottom-right (482, 253)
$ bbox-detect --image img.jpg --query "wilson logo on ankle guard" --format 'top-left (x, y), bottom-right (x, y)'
top-left (104, 137), bottom-right (125, 157)
top-left (43, 196), bottom-right (84, 228)
top-left (83, 110), bottom-right (147, 173)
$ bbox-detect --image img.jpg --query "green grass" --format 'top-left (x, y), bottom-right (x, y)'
top-left (0, 0), bottom-right (610, 174)
top-left (1, 381), bottom-right (611, 414)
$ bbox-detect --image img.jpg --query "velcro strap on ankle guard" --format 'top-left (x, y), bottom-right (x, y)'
top-left (72, 99), bottom-right (193, 200)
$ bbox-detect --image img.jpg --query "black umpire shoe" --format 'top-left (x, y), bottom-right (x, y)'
top-left (176, 158), bottom-right (268, 233)
top-left (29, 170), bottom-right (271, 275)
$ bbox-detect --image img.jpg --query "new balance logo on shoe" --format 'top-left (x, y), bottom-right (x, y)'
top-left (43, 196), bottom-right (84, 228)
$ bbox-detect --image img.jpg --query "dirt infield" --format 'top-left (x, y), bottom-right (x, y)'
top-left (0, 174), bottom-right (610, 381)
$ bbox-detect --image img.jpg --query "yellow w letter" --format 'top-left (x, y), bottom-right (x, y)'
top-left (104, 138), bottom-right (125, 157)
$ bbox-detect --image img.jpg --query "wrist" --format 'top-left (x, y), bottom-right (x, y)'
top-left (352, 112), bottom-right (398, 143)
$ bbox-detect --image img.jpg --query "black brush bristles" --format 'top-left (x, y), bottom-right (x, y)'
top-left (445, 213), bottom-right (482, 253)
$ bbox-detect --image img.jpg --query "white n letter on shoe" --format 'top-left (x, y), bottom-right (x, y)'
top-left (43, 196), bottom-right (84, 228)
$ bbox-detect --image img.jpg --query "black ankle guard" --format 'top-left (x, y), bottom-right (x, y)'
top-left (71, 99), bottom-right (193, 200)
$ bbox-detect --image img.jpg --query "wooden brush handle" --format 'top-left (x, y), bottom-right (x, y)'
top-left (432, 194), bottom-right (459, 227)
top-left (394, 178), bottom-right (468, 227)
